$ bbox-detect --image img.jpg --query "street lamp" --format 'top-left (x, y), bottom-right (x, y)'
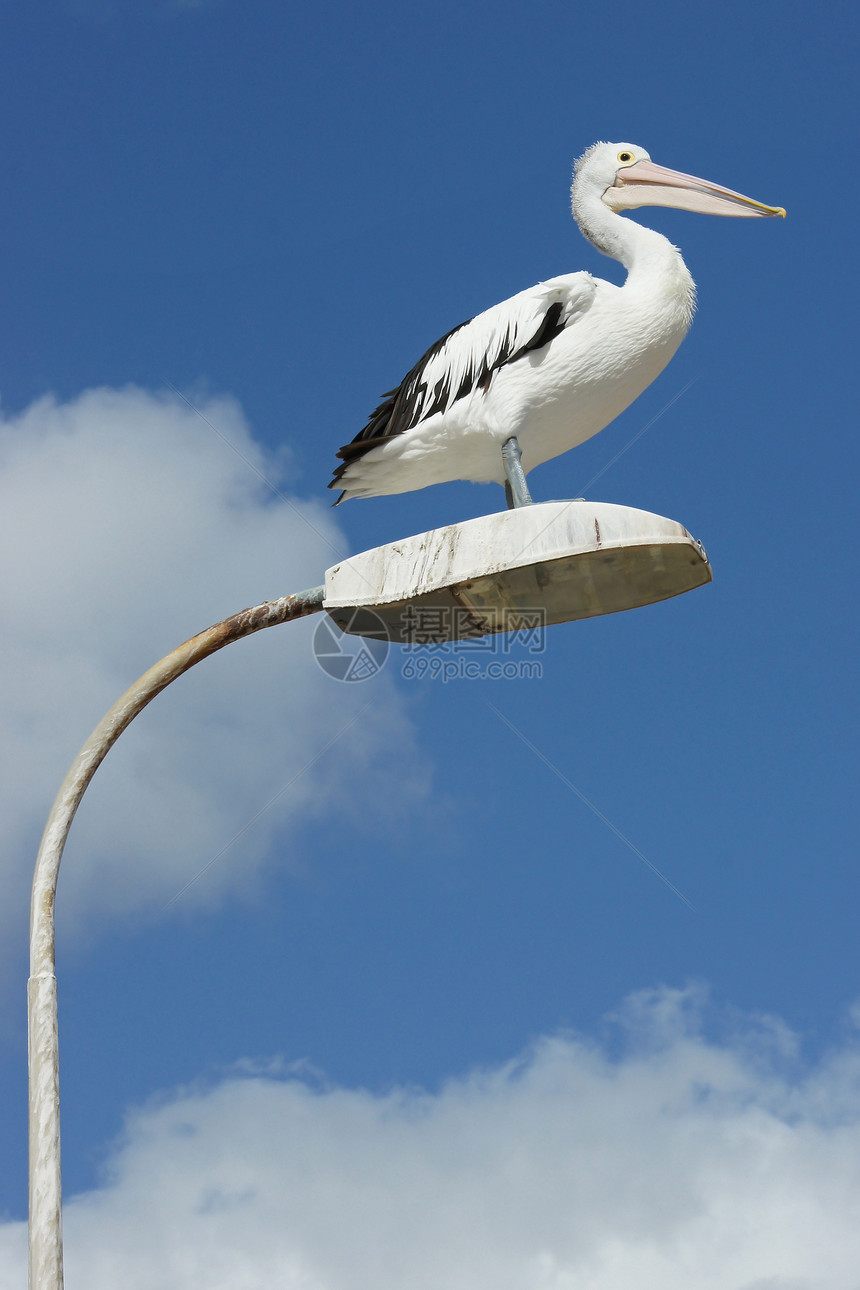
top-left (27, 498), bottom-right (709, 1289)
top-left (324, 500), bottom-right (710, 640)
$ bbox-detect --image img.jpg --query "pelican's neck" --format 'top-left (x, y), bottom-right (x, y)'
top-left (572, 189), bottom-right (686, 281)
top-left (572, 189), bottom-right (696, 334)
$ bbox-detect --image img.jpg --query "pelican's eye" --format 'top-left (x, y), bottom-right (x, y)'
top-left (617, 151), bottom-right (635, 164)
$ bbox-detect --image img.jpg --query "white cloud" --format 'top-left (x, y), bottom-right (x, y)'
top-left (2, 986), bottom-right (859, 1288)
top-left (0, 386), bottom-right (428, 972)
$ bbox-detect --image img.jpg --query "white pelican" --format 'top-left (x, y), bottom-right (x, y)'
top-left (330, 142), bottom-right (784, 507)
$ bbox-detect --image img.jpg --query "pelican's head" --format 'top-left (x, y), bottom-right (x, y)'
top-left (573, 141), bottom-right (786, 219)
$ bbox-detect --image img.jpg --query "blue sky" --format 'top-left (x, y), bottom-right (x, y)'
top-left (2, 0), bottom-right (859, 1284)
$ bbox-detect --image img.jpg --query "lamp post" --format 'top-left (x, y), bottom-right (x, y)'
top-left (28, 587), bottom-right (326, 1290)
top-left (27, 500), bottom-right (710, 1289)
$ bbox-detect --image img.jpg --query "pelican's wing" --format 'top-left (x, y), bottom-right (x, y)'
top-left (330, 274), bottom-right (596, 486)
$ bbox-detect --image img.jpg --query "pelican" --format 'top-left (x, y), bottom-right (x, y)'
top-left (329, 142), bottom-right (784, 507)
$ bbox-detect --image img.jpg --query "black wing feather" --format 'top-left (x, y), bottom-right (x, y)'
top-left (330, 300), bottom-right (568, 489)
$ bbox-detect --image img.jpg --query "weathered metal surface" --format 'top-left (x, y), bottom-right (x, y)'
top-left (28, 585), bottom-right (325, 1290)
top-left (323, 501), bottom-right (711, 642)
top-left (28, 975), bottom-right (62, 1290)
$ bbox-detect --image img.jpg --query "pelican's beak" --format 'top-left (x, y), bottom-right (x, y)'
top-left (604, 159), bottom-right (786, 218)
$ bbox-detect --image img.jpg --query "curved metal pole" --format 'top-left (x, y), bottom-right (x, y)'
top-left (28, 585), bottom-right (325, 1290)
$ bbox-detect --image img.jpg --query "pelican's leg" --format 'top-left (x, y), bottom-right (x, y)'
top-left (502, 436), bottom-right (534, 509)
